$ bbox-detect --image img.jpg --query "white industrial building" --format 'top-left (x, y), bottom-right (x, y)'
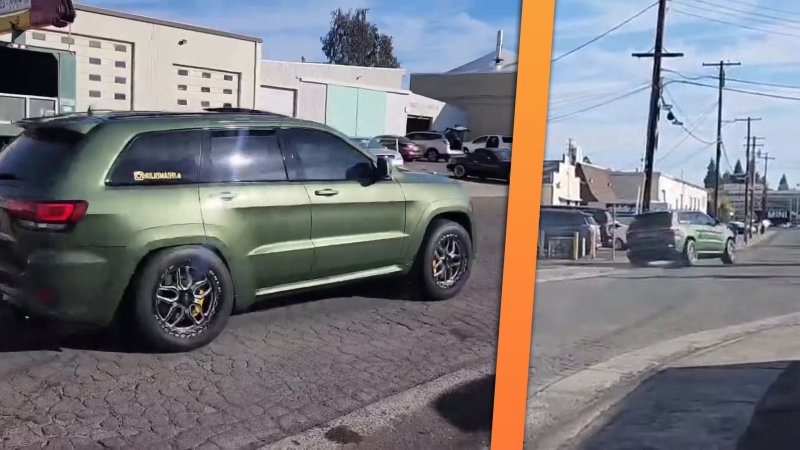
top-left (409, 31), bottom-right (517, 139)
top-left (257, 60), bottom-right (467, 137)
top-left (0, 4), bottom-right (261, 115)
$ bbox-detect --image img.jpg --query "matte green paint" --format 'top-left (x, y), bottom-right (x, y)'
top-left (0, 113), bottom-right (475, 327)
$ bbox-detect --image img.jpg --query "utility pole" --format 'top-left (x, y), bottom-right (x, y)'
top-left (750, 137), bottom-right (765, 238)
top-left (703, 60), bottom-right (741, 218)
top-left (757, 150), bottom-right (775, 216)
top-left (632, 0), bottom-right (683, 212)
top-left (733, 116), bottom-right (761, 244)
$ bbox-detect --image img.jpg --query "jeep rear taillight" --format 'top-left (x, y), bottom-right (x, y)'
top-left (4, 199), bottom-right (88, 230)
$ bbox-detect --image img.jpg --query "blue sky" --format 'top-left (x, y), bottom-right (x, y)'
top-left (80, 0), bottom-right (521, 74)
top-left (549, 0), bottom-right (800, 188)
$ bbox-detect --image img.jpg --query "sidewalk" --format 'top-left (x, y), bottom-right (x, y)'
top-left (576, 324), bottom-right (800, 450)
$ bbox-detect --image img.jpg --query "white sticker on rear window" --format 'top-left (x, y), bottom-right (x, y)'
top-left (133, 171), bottom-right (183, 181)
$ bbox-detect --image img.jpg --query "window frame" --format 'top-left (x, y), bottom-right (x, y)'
top-left (105, 129), bottom-right (204, 187)
top-left (277, 126), bottom-right (377, 183)
top-left (199, 127), bottom-right (290, 185)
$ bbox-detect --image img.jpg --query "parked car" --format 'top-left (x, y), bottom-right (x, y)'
top-left (447, 148), bottom-right (511, 181)
top-left (626, 210), bottom-right (736, 267)
top-left (541, 205), bottom-right (615, 248)
top-left (405, 131), bottom-right (461, 162)
top-left (612, 217), bottom-right (633, 250)
top-left (728, 221), bottom-right (747, 235)
top-left (539, 209), bottom-right (602, 254)
top-left (373, 135), bottom-right (423, 161)
top-left (462, 135), bottom-right (513, 154)
top-left (0, 111), bottom-right (476, 352)
top-left (350, 137), bottom-right (404, 168)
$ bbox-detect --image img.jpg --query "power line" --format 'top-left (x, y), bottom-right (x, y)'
top-left (672, 9), bottom-right (800, 39)
top-left (547, 85), bottom-right (650, 122)
top-left (657, 100), bottom-right (718, 163)
top-left (670, 79), bottom-right (800, 101)
top-left (726, 77), bottom-right (800, 91)
top-left (677, 0), bottom-right (800, 29)
top-left (723, 0), bottom-right (800, 19)
top-left (551, 1), bottom-right (658, 63)
top-left (548, 82), bottom-right (650, 108)
top-left (662, 88), bottom-right (717, 145)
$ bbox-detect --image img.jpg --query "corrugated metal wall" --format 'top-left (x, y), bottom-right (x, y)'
top-left (325, 84), bottom-right (387, 137)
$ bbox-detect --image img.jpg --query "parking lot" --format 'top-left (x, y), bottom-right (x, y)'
top-left (0, 172), bottom-right (508, 449)
top-left (405, 160), bottom-right (509, 198)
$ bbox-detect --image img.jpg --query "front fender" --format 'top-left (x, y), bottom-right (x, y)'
top-left (401, 199), bottom-right (475, 267)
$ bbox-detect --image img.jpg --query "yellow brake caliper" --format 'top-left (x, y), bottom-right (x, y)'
top-left (192, 290), bottom-right (204, 318)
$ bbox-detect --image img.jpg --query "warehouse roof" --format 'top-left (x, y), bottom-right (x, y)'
top-left (75, 4), bottom-right (263, 43)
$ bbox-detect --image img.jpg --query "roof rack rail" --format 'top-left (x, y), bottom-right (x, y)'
top-left (203, 107), bottom-right (288, 117)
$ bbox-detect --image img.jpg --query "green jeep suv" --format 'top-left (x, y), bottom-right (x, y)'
top-left (626, 210), bottom-right (735, 267)
top-left (0, 111), bottom-right (475, 352)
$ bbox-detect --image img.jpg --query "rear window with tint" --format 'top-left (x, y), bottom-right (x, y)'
top-left (108, 130), bottom-right (202, 185)
top-left (630, 212), bottom-right (673, 229)
top-left (502, 136), bottom-right (513, 143)
top-left (0, 127), bottom-right (83, 186)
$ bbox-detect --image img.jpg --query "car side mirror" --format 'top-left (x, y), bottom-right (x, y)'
top-left (375, 156), bottom-right (392, 180)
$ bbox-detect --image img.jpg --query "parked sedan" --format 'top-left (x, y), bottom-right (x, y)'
top-left (373, 135), bottom-right (424, 161)
top-left (539, 209), bottom-right (602, 257)
top-left (350, 137), bottom-right (404, 168)
top-left (447, 148), bottom-right (511, 181)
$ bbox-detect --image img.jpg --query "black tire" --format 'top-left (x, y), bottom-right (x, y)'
top-left (628, 254), bottom-right (648, 267)
top-left (427, 148), bottom-right (440, 162)
top-left (415, 219), bottom-right (473, 301)
top-left (721, 238), bottom-right (736, 265)
top-left (129, 246), bottom-right (234, 352)
top-left (453, 164), bottom-right (468, 179)
top-left (614, 238), bottom-right (625, 251)
top-left (681, 239), bottom-right (698, 267)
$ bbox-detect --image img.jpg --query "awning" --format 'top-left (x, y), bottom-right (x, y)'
top-left (0, 0), bottom-right (75, 34)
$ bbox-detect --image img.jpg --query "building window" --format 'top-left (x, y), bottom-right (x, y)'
top-left (177, 85), bottom-right (187, 91)
top-left (89, 91), bottom-right (102, 98)
top-left (114, 44), bottom-right (126, 52)
top-left (201, 101), bottom-right (210, 108)
top-left (224, 75), bottom-right (234, 81)
top-left (223, 89), bottom-right (233, 95)
top-left (89, 74), bottom-right (102, 82)
top-left (115, 77), bottom-right (127, 84)
top-left (61, 36), bottom-right (74, 45)
top-left (31, 32), bottom-right (45, 41)
top-left (202, 72), bottom-right (211, 79)
top-left (115, 93), bottom-right (127, 100)
top-left (178, 69), bottom-right (189, 76)
top-left (201, 87), bottom-right (211, 93)
top-left (177, 99), bottom-right (188, 106)
top-left (115, 61), bottom-right (127, 69)
top-left (89, 57), bottom-right (101, 65)
top-left (89, 40), bottom-right (101, 48)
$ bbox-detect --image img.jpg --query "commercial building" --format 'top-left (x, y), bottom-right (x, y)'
top-left (409, 31), bottom-right (516, 139)
top-left (257, 60), bottom-right (466, 137)
top-left (541, 146), bottom-right (582, 206)
top-left (0, 3), bottom-right (262, 119)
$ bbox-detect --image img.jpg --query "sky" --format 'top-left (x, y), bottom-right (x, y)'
top-left (79, 0), bottom-right (521, 74)
top-left (549, 0), bottom-right (800, 188)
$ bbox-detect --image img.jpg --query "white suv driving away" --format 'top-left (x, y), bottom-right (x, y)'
top-left (405, 131), bottom-right (459, 162)
top-left (462, 135), bottom-right (513, 154)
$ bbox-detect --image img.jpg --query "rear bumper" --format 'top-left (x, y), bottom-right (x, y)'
top-left (0, 247), bottom-right (127, 328)
top-left (627, 237), bottom-right (682, 260)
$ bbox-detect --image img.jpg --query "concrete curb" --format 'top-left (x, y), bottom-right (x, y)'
top-left (264, 363), bottom-right (493, 449)
top-left (525, 310), bottom-right (800, 450)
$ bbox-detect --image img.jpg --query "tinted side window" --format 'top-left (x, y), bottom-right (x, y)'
top-left (203, 129), bottom-right (287, 183)
top-left (108, 130), bottom-right (202, 185)
top-left (473, 136), bottom-right (488, 144)
top-left (503, 136), bottom-right (513, 143)
top-left (281, 128), bottom-right (373, 181)
top-left (406, 133), bottom-right (422, 140)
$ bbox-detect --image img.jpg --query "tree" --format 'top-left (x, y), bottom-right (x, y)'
top-left (734, 159), bottom-right (744, 175)
top-left (703, 159), bottom-right (718, 188)
top-left (779, 173), bottom-right (790, 191)
top-left (320, 8), bottom-right (400, 68)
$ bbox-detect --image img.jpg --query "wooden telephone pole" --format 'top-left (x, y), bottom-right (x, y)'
top-left (632, 0), bottom-right (682, 212)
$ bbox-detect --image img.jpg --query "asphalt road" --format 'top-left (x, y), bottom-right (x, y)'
top-left (529, 229), bottom-right (800, 397)
top-left (0, 196), bottom-right (507, 450)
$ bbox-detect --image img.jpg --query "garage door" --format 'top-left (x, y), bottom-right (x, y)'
top-left (325, 84), bottom-right (386, 137)
top-left (259, 86), bottom-right (295, 116)
top-left (26, 30), bottom-right (132, 111)
top-left (173, 65), bottom-right (240, 111)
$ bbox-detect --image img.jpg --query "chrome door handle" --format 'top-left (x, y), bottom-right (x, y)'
top-left (217, 192), bottom-right (237, 201)
top-left (314, 189), bottom-right (339, 197)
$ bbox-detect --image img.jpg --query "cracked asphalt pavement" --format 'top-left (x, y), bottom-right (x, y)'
top-left (0, 195), bottom-right (506, 450)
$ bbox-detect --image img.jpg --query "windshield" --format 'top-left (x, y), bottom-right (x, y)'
top-left (0, 127), bottom-right (83, 185)
top-left (630, 211), bottom-right (673, 229)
